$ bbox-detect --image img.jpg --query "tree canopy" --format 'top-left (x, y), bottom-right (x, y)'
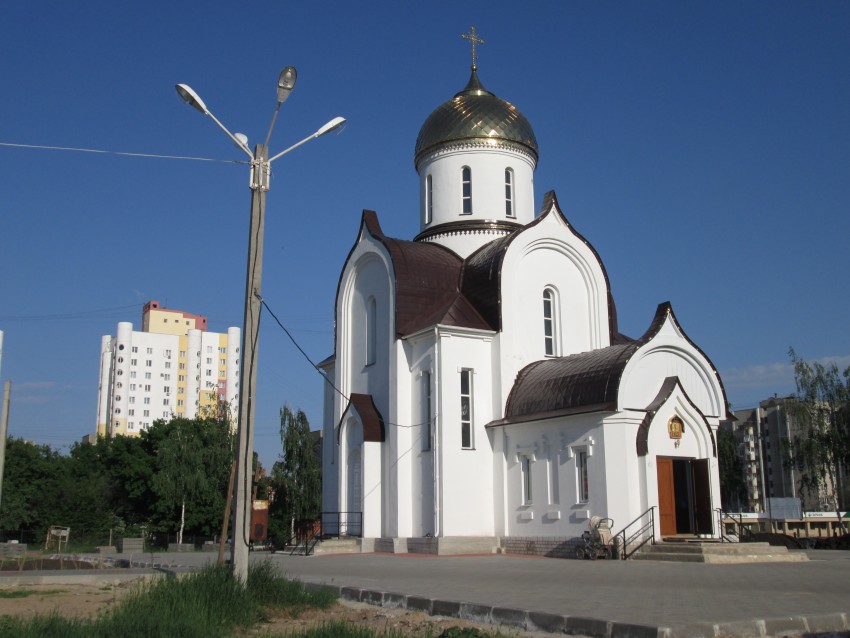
top-left (268, 406), bottom-right (321, 543)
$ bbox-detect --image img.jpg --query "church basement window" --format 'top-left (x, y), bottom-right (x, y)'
top-left (460, 369), bottom-right (473, 448)
top-left (461, 167), bottom-right (472, 214)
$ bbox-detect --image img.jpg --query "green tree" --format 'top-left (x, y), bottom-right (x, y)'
top-left (785, 348), bottom-right (849, 530)
top-left (0, 438), bottom-right (65, 536)
top-left (269, 406), bottom-right (321, 542)
top-left (717, 427), bottom-right (746, 511)
top-left (147, 413), bottom-right (234, 543)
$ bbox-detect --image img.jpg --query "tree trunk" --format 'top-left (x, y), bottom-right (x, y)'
top-left (178, 498), bottom-right (186, 545)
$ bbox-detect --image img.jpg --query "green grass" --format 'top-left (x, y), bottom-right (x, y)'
top-left (0, 561), bottom-right (336, 638)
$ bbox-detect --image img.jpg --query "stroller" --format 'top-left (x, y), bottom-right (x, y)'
top-left (575, 516), bottom-right (617, 560)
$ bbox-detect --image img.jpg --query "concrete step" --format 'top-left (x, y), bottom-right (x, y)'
top-left (311, 538), bottom-right (362, 555)
top-left (634, 541), bottom-right (809, 563)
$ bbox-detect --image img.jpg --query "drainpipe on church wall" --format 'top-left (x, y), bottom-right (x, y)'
top-left (433, 325), bottom-right (441, 537)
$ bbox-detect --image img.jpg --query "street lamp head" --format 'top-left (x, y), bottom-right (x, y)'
top-left (175, 84), bottom-right (208, 115)
top-left (316, 116), bottom-right (346, 137)
top-left (277, 67), bottom-right (297, 103)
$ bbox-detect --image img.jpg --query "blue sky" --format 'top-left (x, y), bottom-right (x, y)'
top-left (1, 1), bottom-right (848, 469)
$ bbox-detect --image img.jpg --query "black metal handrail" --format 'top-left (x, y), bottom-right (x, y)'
top-left (614, 506), bottom-right (655, 559)
top-left (715, 509), bottom-right (751, 542)
top-left (320, 511), bottom-right (363, 538)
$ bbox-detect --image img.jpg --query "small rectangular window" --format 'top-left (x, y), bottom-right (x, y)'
top-left (461, 167), bottom-right (472, 215)
top-left (460, 369), bottom-right (473, 449)
top-left (422, 371), bottom-right (432, 451)
top-left (576, 450), bottom-right (589, 502)
top-left (522, 456), bottom-right (533, 504)
top-left (505, 169), bottom-right (514, 217)
top-left (425, 174), bottom-right (433, 224)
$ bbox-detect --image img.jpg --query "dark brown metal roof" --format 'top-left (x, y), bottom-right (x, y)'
top-left (338, 393), bottom-right (385, 443)
top-left (355, 211), bottom-right (493, 336)
top-left (499, 303), bottom-right (674, 424)
top-left (504, 344), bottom-right (638, 420)
top-left (497, 302), bottom-right (733, 425)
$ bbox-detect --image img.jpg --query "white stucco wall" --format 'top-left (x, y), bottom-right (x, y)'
top-left (434, 326), bottom-right (497, 536)
top-left (499, 210), bottom-right (611, 414)
top-left (500, 414), bottom-right (608, 537)
top-left (417, 144), bottom-right (536, 258)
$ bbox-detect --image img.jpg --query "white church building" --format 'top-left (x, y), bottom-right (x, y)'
top-left (320, 55), bottom-right (732, 552)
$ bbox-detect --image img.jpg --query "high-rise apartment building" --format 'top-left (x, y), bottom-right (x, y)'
top-left (95, 301), bottom-right (240, 437)
top-left (729, 397), bottom-right (840, 513)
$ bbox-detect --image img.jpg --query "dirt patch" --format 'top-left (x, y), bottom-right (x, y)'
top-left (0, 582), bottom-right (134, 620)
top-left (250, 598), bottom-right (533, 637)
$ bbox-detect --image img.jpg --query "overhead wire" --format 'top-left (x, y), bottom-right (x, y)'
top-left (0, 141), bottom-right (248, 164)
top-left (260, 296), bottom-right (431, 430)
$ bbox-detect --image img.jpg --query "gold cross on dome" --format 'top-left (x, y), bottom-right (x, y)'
top-left (461, 26), bottom-right (485, 70)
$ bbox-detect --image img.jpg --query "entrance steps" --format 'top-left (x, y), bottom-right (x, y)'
top-left (310, 537), bottom-right (362, 555)
top-left (633, 540), bottom-right (808, 563)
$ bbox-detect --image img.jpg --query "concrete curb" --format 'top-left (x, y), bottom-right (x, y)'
top-left (307, 580), bottom-right (850, 638)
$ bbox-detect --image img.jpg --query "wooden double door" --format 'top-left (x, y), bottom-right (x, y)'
top-left (657, 457), bottom-right (713, 537)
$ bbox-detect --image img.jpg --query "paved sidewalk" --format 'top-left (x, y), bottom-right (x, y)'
top-left (267, 550), bottom-right (850, 637)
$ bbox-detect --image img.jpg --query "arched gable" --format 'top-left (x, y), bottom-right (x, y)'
top-left (462, 191), bottom-right (619, 343)
top-left (618, 305), bottom-right (729, 420)
top-left (636, 377), bottom-right (716, 458)
top-left (335, 217), bottom-right (395, 408)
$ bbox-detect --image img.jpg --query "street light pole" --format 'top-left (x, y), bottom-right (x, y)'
top-left (176, 72), bottom-right (344, 584)
top-left (232, 142), bottom-right (268, 582)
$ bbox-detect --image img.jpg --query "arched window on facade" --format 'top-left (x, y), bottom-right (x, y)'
top-left (543, 287), bottom-right (559, 356)
top-left (366, 295), bottom-right (377, 365)
top-left (505, 168), bottom-right (515, 217)
top-left (461, 166), bottom-right (472, 214)
top-left (425, 174), bottom-right (433, 224)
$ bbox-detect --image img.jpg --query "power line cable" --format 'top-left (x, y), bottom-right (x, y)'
top-left (0, 141), bottom-right (248, 164)
top-left (260, 296), bottom-right (430, 430)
